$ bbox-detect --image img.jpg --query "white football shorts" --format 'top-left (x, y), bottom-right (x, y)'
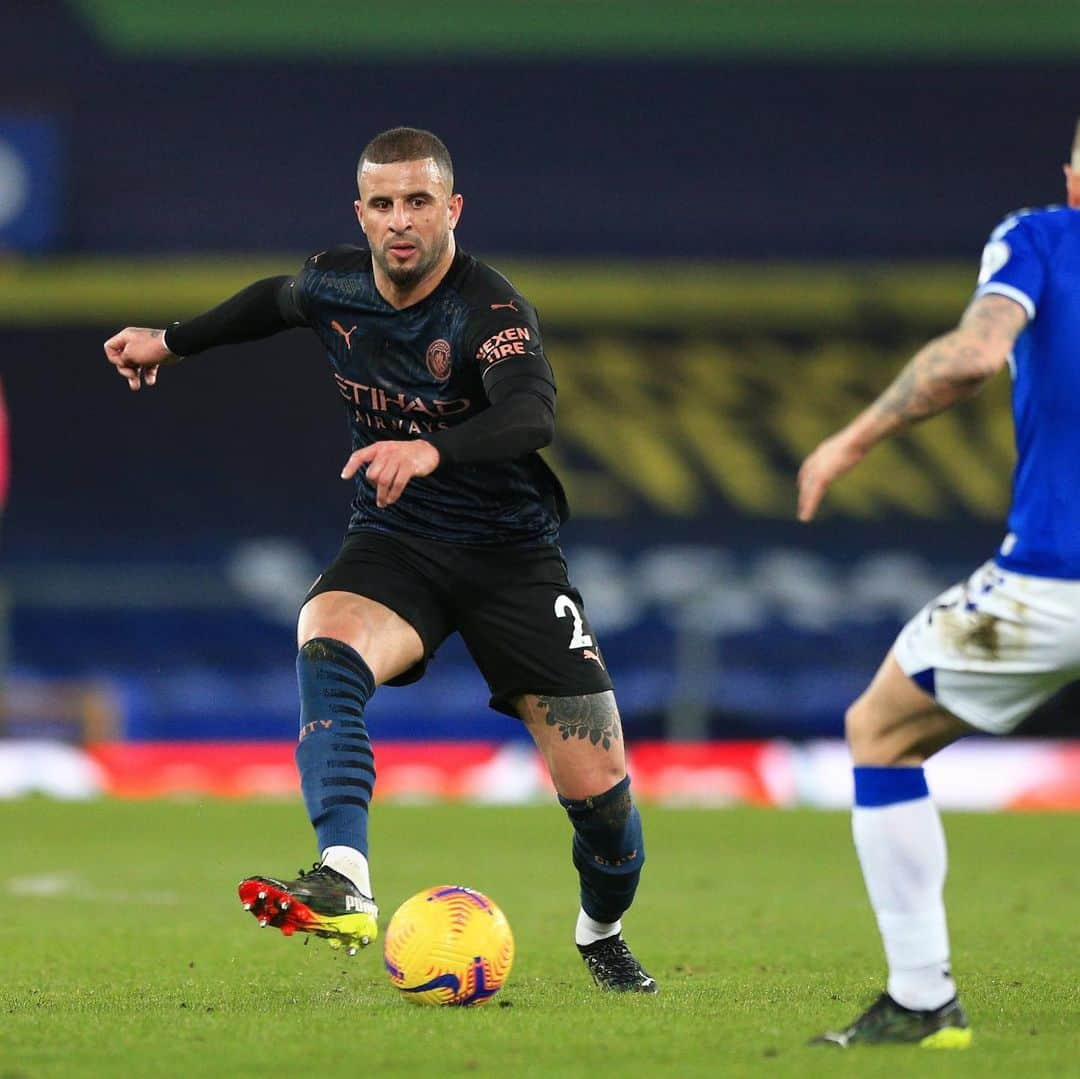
top-left (894, 560), bottom-right (1080, 735)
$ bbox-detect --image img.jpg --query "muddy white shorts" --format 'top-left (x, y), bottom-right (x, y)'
top-left (894, 560), bottom-right (1080, 735)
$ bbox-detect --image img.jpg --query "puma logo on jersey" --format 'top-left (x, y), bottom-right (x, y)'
top-left (331, 321), bottom-right (358, 349)
top-left (582, 649), bottom-right (605, 668)
top-left (490, 301), bottom-right (518, 312)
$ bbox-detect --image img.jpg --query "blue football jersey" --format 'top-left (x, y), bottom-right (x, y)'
top-left (975, 205), bottom-right (1080, 578)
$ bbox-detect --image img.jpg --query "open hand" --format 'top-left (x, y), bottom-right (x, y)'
top-left (341, 440), bottom-right (441, 509)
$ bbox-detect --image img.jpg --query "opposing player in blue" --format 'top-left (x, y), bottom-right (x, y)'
top-left (103, 127), bottom-right (655, 993)
top-left (797, 127), bottom-right (1080, 1048)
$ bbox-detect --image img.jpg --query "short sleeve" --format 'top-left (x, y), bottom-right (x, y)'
top-left (973, 214), bottom-right (1045, 319)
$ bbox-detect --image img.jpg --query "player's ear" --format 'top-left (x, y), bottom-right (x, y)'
top-left (448, 193), bottom-right (463, 230)
top-left (354, 199), bottom-right (366, 233)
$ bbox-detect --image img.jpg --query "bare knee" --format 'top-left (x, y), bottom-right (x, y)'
top-left (845, 695), bottom-right (961, 766)
top-left (567, 763), bottom-right (627, 801)
top-left (298, 597), bottom-right (372, 653)
top-left (845, 695), bottom-right (905, 766)
top-left (297, 591), bottom-right (424, 686)
top-left (517, 692), bottom-right (627, 800)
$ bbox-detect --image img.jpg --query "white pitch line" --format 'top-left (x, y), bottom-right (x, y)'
top-left (7, 873), bottom-right (180, 905)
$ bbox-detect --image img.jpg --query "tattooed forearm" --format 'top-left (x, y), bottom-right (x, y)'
top-left (536, 692), bottom-right (622, 751)
top-left (858, 293), bottom-right (1025, 444)
top-left (870, 341), bottom-right (987, 428)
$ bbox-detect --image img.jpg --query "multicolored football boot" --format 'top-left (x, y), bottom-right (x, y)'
top-left (578, 934), bottom-right (658, 993)
top-left (238, 863), bottom-right (378, 955)
top-left (812, 991), bottom-right (972, 1049)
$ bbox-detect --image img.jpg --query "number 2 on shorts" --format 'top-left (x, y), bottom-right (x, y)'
top-left (554, 594), bottom-right (594, 649)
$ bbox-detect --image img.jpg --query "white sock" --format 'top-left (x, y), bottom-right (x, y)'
top-left (320, 846), bottom-right (372, 898)
top-left (575, 907), bottom-right (621, 947)
top-left (852, 796), bottom-right (956, 1011)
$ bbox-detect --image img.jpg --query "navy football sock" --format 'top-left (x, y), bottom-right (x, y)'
top-left (294, 638), bottom-right (376, 856)
top-left (560, 775), bottom-right (645, 924)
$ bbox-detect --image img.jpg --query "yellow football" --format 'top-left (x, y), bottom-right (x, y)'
top-left (383, 885), bottom-right (514, 1006)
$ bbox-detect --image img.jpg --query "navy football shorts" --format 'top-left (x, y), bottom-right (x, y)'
top-left (305, 529), bottom-right (613, 717)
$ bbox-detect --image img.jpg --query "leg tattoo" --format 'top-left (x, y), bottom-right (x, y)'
top-left (537, 691), bottom-right (622, 750)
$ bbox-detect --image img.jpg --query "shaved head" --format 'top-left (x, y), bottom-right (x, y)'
top-left (358, 127), bottom-right (454, 192)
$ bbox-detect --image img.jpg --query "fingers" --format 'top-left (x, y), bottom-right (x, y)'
top-left (104, 328), bottom-right (163, 392)
top-left (375, 466), bottom-right (398, 508)
top-left (111, 353), bottom-right (143, 391)
top-left (795, 448), bottom-right (826, 521)
top-left (111, 355), bottom-right (147, 391)
top-left (796, 475), bottom-right (823, 522)
top-left (342, 444), bottom-right (417, 507)
top-left (383, 464), bottom-right (411, 507)
top-left (104, 330), bottom-right (128, 356)
top-left (365, 455), bottom-right (405, 508)
top-left (341, 444), bottom-right (378, 480)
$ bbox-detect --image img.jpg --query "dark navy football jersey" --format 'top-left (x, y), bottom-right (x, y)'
top-left (283, 245), bottom-right (567, 546)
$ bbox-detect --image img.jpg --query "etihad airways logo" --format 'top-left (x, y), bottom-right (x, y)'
top-left (333, 373), bottom-right (470, 435)
top-left (476, 325), bottom-right (531, 364)
top-left (334, 374), bottom-right (469, 416)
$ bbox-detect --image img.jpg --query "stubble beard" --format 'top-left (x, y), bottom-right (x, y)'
top-left (375, 228), bottom-right (450, 290)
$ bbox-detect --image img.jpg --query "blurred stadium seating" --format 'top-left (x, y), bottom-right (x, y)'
top-left (1, 1), bottom-right (1077, 803)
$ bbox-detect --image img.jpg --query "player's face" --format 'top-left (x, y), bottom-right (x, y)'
top-left (355, 158), bottom-right (463, 290)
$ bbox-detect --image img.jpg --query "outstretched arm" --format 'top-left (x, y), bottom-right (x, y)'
top-left (796, 293), bottom-right (1028, 522)
top-left (103, 275), bottom-right (301, 391)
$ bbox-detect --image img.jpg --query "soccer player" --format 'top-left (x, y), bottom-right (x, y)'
top-left (104, 128), bottom-right (655, 993)
top-left (796, 129), bottom-right (1080, 1047)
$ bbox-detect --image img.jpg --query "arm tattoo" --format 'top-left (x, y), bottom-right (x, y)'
top-left (536, 692), bottom-right (622, 751)
top-left (871, 343), bottom-right (985, 427)
top-left (868, 294), bottom-right (1025, 434)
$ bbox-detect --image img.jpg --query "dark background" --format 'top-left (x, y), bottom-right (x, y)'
top-left (3, 2), bottom-right (1079, 258)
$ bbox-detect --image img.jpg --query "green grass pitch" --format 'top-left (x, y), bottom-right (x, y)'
top-left (1, 800), bottom-right (1076, 1077)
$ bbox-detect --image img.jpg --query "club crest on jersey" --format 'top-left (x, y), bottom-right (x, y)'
top-left (426, 338), bottom-right (452, 381)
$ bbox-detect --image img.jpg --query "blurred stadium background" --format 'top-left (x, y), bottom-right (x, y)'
top-left (2, 0), bottom-right (1078, 807)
